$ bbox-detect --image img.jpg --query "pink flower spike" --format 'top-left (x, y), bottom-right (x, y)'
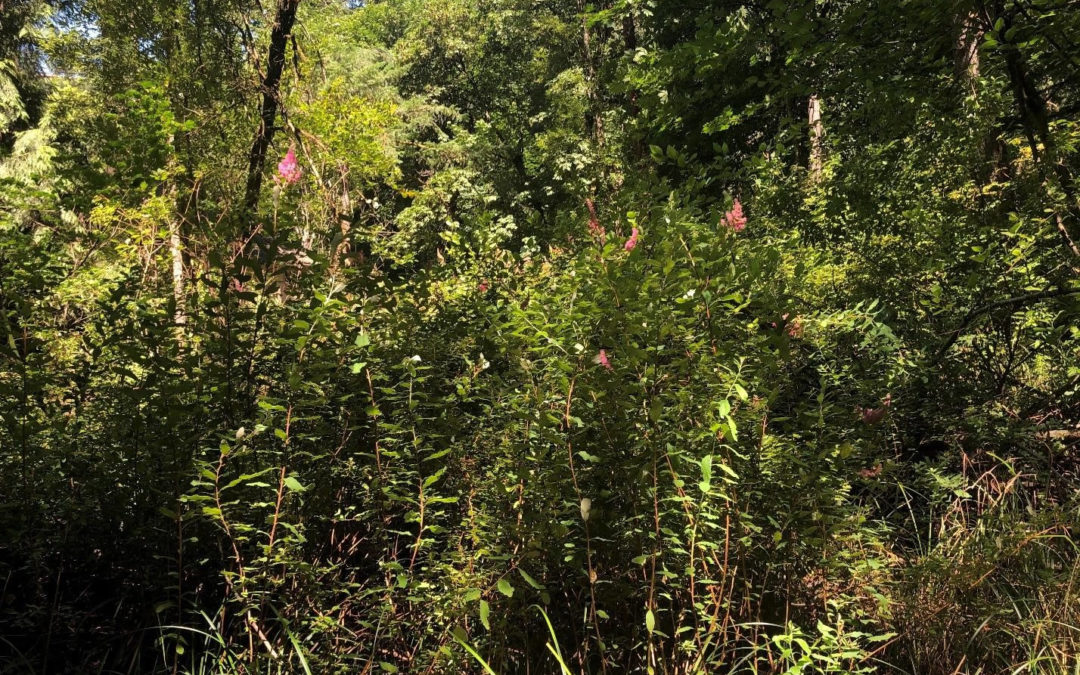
top-left (860, 406), bottom-right (887, 425)
top-left (859, 396), bottom-right (891, 425)
top-left (624, 227), bottom-right (639, 251)
top-left (597, 349), bottom-right (613, 370)
top-left (723, 199), bottom-right (747, 232)
top-left (786, 317), bottom-right (804, 338)
top-left (277, 146), bottom-right (302, 185)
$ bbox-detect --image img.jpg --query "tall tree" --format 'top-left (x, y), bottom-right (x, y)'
top-left (243, 0), bottom-right (301, 219)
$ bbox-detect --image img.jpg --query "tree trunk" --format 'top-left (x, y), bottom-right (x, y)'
top-left (999, 20), bottom-right (1080, 258)
top-left (242, 0), bottom-right (301, 220)
top-left (578, 0), bottom-right (603, 145)
top-left (622, 8), bottom-right (639, 119)
top-left (955, 12), bottom-right (981, 91)
top-left (169, 219), bottom-right (186, 335)
top-left (808, 94), bottom-right (824, 182)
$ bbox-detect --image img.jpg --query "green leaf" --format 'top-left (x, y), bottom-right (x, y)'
top-left (518, 568), bottom-right (544, 590)
top-left (479, 600), bottom-right (491, 630)
top-left (422, 467), bottom-right (446, 490)
top-left (726, 419), bottom-right (738, 443)
top-left (646, 609), bottom-right (655, 633)
top-left (496, 578), bottom-right (514, 598)
top-left (284, 476), bottom-right (306, 492)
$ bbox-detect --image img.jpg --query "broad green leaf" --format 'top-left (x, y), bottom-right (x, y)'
top-left (497, 578), bottom-right (514, 598)
top-left (479, 600), bottom-right (491, 630)
top-left (518, 568), bottom-right (544, 590)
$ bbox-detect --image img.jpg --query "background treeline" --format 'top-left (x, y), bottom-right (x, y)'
top-left (2, 0), bottom-right (1080, 672)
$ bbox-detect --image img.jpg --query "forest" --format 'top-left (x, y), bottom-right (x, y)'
top-left (2, 0), bottom-right (1080, 672)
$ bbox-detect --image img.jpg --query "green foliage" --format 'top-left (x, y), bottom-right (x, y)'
top-left (2, 0), bottom-right (1080, 673)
